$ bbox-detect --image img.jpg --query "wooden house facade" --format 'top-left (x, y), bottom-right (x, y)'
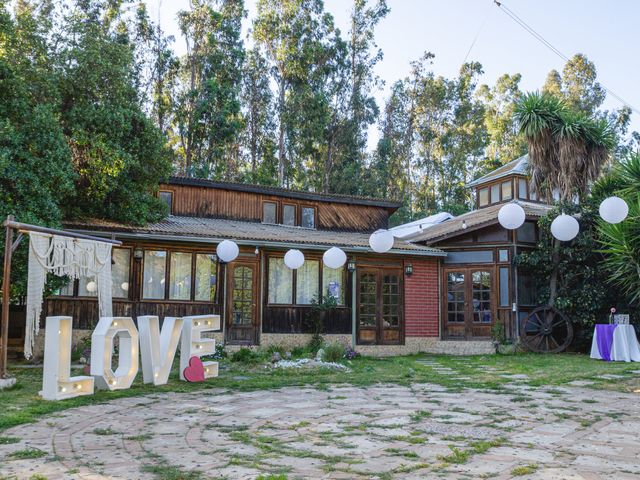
top-left (17, 155), bottom-right (548, 356)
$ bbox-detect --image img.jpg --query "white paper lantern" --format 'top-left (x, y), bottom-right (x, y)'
top-left (216, 240), bottom-right (239, 263)
top-left (498, 203), bottom-right (526, 230)
top-left (599, 196), bottom-right (629, 224)
top-left (85, 280), bottom-right (97, 293)
top-left (550, 214), bottom-right (579, 241)
top-left (284, 249), bottom-right (305, 269)
top-left (369, 229), bottom-right (394, 253)
top-left (323, 247), bottom-right (347, 269)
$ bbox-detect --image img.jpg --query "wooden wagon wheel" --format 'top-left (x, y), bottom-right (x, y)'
top-left (520, 306), bottom-right (573, 353)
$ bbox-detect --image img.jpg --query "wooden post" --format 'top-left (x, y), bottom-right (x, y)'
top-left (1, 215), bottom-right (15, 379)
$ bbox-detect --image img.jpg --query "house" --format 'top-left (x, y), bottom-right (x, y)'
top-left (407, 154), bottom-right (552, 341)
top-left (31, 155), bottom-right (549, 356)
top-left (42, 177), bottom-right (456, 356)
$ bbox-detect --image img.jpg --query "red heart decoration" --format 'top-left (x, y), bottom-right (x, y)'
top-left (183, 356), bottom-right (205, 382)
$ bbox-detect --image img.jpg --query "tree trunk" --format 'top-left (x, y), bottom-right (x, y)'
top-left (277, 80), bottom-right (286, 186)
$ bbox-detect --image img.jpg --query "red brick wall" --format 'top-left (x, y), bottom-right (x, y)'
top-left (404, 258), bottom-right (440, 337)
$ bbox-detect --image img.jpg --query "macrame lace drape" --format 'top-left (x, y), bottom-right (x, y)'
top-left (25, 233), bottom-right (112, 358)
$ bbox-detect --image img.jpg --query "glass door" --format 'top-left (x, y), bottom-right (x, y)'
top-left (443, 268), bottom-right (494, 339)
top-left (357, 268), bottom-right (403, 345)
top-left (226, 263), bottom-right (258, 344)
top-left (445, 271), bottom-right (466, 338)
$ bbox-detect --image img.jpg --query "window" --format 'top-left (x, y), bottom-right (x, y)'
top-left (490, 184), bottom-right (500, 204)
top-left (518, 178), bottom-right (527, 199)
top-left (478, 188), bottom-right (489, 207)
top-left (54, 278), bottom-right (74, 296)
top-left (78, 276), bottom-right (98, 297)
top-left (529, 182), bottom-right (538, 201)
top-left (169, 252), bottom-right (192, 300)
top-left (323, 266), bottom-right (345, 304)
top-left (518, 273), bottom-right (538, 306)
top-left (268, 257), bottom-right (292, 303)
top-left (267, 255), bottom-right (345, 306)
top-left (159, 191), bottom-right (173, 214)
top-left (498, 249), bottom-right (509, 263)
top-left (112, 248), bottom-right (131, 298)
top-left (301, 207), bottom-right (315, 228)
top-left (472, 271), bottom-right (492, 323)
top-left (263, 202), bottom-right (277, 224)
top-left (195, 254), bottom-right (217, 301)
top-left (499, 267), bottom-right (510, 307)
top-left (516, 222), bottom-right (537, 243)
top-left (282, 204), bottom-right (296, 226)
top-left (501, 181), bottom-right (512, 200)
top-left (143, 250), bottom-right (167, 299)
top-left (444, 250), bottom-right (493, 264)
top-left (296, 259), bottom-right (319, 304)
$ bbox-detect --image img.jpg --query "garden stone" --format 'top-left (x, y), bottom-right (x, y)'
top-left (0, 377), bottom-right (16, 390)
top-left (284, 351), bottom-right (292, 360)
top-left (271, 352), bottom-right (281, 363)
top-left (315, 348), bottom-right (324, 361)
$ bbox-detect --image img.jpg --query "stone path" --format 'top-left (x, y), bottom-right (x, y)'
top-left (2, 377), bottom-right (640, 479)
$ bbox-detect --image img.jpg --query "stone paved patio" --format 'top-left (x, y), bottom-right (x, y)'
top-left (2, 371), bottom-right (640, 479)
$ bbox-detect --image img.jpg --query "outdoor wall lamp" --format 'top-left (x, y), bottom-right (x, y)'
top-left (347, 259), bottom-right (356, 272)
top-left (133, 247), bottom-right (143, 260)
top-left (405, 264), bottom-right (413, 276)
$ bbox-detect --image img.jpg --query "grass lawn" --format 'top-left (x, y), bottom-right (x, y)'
top-left (2, 352), bottom-right (639, 433)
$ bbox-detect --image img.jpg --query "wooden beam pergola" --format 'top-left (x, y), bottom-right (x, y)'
top-left (0, 215), bottom-right (122, 379)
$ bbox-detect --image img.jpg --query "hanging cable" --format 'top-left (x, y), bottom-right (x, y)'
top-left (462, 0), bottom-right (493, 64)
top-left (494, 0), bottom-right (640, 116)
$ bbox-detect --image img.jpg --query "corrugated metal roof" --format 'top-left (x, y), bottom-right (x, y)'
top-left (466, 154), bottom-right (529, 188)
top-left (64, 216), bottom-right (446, 257)
top-left (167, 176), bottom-right (403, 210)
top-left (409, 200), bottom-right (552, 244)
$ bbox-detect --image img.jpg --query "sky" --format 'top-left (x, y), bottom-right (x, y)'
top-left (144, 0), bottom-right (640, 143)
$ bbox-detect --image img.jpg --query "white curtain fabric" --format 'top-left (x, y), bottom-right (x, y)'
top-left (24, 233), bottom-right (113, 358)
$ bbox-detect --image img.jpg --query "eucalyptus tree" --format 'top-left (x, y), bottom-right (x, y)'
top-left (174, 0), bottom-right (245, 178)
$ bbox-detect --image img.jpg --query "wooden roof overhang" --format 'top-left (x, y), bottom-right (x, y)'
top-left (409, 200), bottom-right (552, 246)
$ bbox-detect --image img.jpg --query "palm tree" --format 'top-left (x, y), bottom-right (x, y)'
top-left (598, 153), bottom-right (640, 304)
top-left (514, 92), bottom-right (615, 307)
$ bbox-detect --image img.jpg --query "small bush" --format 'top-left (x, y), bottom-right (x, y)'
top-left (290, 346), bottom-right (309, 358)
top-left (202, 343), bottom-right (227, 361)
top-left (264, 345), bottom-right (286, 356)
top-left (322, 342), bottom-right (345, 363)
top-left (307, 334), bottom-right (324, 353)
top-left (230, 347), bottom-right (261, 364)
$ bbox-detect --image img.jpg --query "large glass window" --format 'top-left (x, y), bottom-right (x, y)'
top-left (169, 252), bottom-right (192, 300)
top-left (296, 259), bottom-right (319, 304)
top-left (301, 207), bottom-right (315, 228)
top-left (143, 250), bottom-right (167, 299)
top-left (478, 188), bottom-right (489, 206)
top-left (78, 276), bottom-right (98, 297)
top-left (159, 191), bottom-right (173, 213)
top-left (501, 181), bottom-right (512, 200)
top-left (263, 202), bottom-right (277, 224)
top-left (195, 254), bottom-right (217, 301)
top-left (283, 204), bottom-right (296, 226)
top-left (323, 266), bottom-right (345, 305)
top-left (518, 178), bottom-right (527, 199)
top-left (491, 184), bottom-right (500, 204)
top-left (499, 267), bottom-right (510, 307)
top-left (112, 248), bottom-right (130, 298)
top-left (268, 257), bottom-right (292, 304)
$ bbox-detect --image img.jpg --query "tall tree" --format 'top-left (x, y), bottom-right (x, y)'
top-left (174, 0), bottom-right (245, 178)
top-left (477, 73), bottom-right (527, 172)
top-left (56, 0), bottom-right (171, 224)
top-left (240, 48), bottom-right (277, 184)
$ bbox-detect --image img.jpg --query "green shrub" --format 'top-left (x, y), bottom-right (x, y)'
top-left (322, 342), bottom-right (345, 363)
top-left (230, 347), bottom-right (261, 364)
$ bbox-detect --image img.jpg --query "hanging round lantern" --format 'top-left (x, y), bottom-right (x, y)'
top-left (599, 196), bottom-right (629, 224)
top-left (284, 249), bottom-right (305, 269)
top-left (216, 240), bottom-right (239, 263)
top-left (369, 229), bottom-right (394, 253)
top-left (323, 247), bottom-right (347, 269)
top-left (86, 280), bottom-right (97, 293)
top-left (498, 203), bottom-right (526, 230)
top-left (550, 214), bottom-right (579, 241)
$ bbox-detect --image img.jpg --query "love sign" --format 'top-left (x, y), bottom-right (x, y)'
top-left (40, 314), bottom-right (220, 401)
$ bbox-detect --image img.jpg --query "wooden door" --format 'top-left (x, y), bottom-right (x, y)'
top-left (443, 267), bottom-right (495, 339)
top-left (357, 267), bottom-right (403, 345)
top-left (226, 262), bottom-right (258, 345)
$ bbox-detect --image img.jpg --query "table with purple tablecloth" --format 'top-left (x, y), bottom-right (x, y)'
top-left (590, 324), bottom-right (640, 362)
